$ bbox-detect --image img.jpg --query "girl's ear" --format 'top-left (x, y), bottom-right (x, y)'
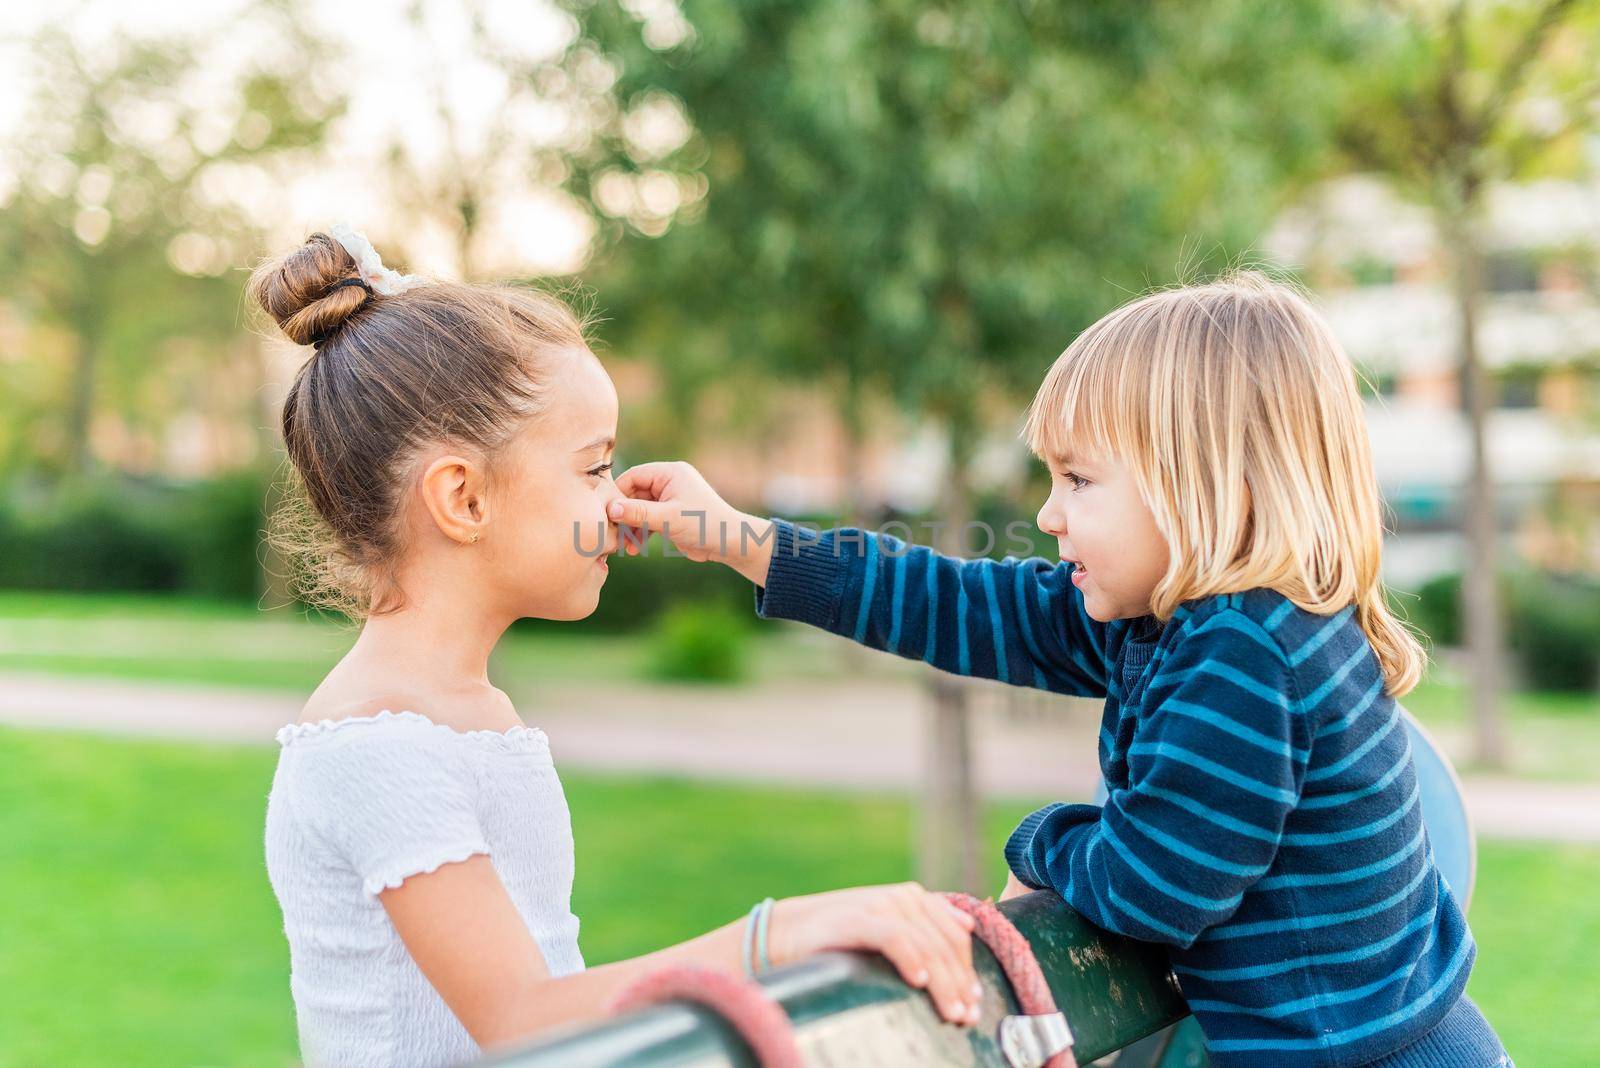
top-left (419, 454), bottom-right (489, 545)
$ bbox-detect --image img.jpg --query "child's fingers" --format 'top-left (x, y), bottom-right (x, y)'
top-left (613, 462), bottom-right (679, 502)
top-left (607, 497), bottom-right (672, 531)
top-left (617, 523), bottom-right (650, 554)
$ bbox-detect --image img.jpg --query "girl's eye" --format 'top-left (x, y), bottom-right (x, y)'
top-left (1062, 470), bottom-right (1089, 490)
top-left (588, 462), bottom-right (614, 479)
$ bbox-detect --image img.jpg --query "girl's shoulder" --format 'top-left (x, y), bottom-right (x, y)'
top-left (270, 710), bottom-right (551, 853)
top-left (272, 711), bottom-right (550, 827)
top-left (268, 709), bottom-right (539, 898)
top-left (276, 707), bottom-right (548, 754)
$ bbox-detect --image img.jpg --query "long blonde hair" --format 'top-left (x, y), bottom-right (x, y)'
top-left (1023, 270), bottom-right (1425, 696)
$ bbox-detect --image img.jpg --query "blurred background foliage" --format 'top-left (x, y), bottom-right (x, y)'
top-left (0, 0), bottom-right (1593, 696)
top-left (3, 1), bottom-right (1600, 1064)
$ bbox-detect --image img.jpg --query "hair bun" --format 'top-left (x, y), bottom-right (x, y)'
top-left (248, 232), bottom-right (372, 347)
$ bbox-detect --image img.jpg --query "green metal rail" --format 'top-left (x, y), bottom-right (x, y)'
top-left (483, 891), bottom-right (1196, 1067)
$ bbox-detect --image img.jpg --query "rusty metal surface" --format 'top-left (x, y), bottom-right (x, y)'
top-left (483, 892), bottom-right (1191, 1067)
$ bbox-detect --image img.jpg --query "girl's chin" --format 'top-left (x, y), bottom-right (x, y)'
top-left (528, 575), bottom-right (606, 622)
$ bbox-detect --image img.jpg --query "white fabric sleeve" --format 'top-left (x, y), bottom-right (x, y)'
top-left (291, 720), bottom-right (491, 897)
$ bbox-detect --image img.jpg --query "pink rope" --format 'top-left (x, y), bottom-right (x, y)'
top-left (608, 898), bottom-right (1077, 1068)
top-left (605, 965), bottom-right (804, 1068)
top-left (945, 892), bottom-right (1079, 1068)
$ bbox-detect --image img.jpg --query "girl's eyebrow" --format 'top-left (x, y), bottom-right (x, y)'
top-left (576, 434), bottom-right (615, 454)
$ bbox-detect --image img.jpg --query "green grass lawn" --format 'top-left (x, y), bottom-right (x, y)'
top-left (0, 727), bottom-right (1594, 1067)
top-left (1401, 667), bottom-right (1600, 781)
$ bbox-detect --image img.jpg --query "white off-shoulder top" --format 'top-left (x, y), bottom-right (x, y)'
top-left (264, 710), bottom-right (584, 1068)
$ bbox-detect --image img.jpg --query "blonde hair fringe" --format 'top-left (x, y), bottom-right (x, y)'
top-left (1024, 270), bottom-right (1425, 696)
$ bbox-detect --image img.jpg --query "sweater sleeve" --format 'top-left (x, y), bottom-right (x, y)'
top-left (1003, 606), bottom-right (1311, 947)
top-left (290, 721), bottom-right (491, 897)
top-left (753, 518), bottom-right (1109, 697)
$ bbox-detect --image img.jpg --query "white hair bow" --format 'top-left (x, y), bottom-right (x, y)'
top-left (327, 223), bottom-right (428, 297)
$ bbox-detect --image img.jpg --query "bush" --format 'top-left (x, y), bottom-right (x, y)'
top-left (0, 472), bottom-right (269, 600)
top-left (1404, 571), bottom-right (1463, 649)
top-left (1506, 572), bottom-right (1600, 693)
top-left (171, 472), bottom-right (270, 601)
top-left (0, 485), bottom-right (183, 592)
top-left (647, 603), bottom-right (750, 683)
top-left (1401, 568), bottom-right (1600, 693)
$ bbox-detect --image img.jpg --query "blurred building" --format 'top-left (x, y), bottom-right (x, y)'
top-left (1267, 176), bottom-right (1600, 586)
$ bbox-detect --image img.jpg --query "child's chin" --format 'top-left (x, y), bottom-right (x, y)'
top-left (1081, 597), bottom-right (1115, 623)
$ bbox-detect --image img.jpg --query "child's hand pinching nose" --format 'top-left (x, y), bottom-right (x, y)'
top-left (606, 461), bottom-right (777, 587)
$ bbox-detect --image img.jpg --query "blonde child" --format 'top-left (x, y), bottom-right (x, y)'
top-left (608, 273), bottom-right (1511, 1067)
top-left (253, 229), bottom-right (983, 1068)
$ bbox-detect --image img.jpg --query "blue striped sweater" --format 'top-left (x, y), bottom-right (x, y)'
top-left (753, 520), bottom-right (1482, 1068)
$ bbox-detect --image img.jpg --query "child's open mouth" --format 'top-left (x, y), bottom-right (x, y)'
top-left (1070, 561), bottom-right (1088, 587)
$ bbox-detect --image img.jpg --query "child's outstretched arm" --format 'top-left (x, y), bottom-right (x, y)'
top-left (609, 462), bottom-right (1109, 697)
top-left (1004, 603), bottom-right (1312, 948)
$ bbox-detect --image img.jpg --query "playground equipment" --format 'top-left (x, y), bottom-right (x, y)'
top-left (484, 890), bottom-right (1185, 1067)
top-left (483, 708), bottom-right (1473, 1068)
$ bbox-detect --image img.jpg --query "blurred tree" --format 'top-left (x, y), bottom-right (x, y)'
top-left (375, 0), bottom-right (605, 282)
top-left (0, 3), bottom-right (343, 483)
top-left (560, 0), bottom-right (1353, 890)
top-left (1338, 0), bottom-right (1600, 770)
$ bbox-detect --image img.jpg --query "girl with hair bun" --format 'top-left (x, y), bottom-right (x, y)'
top-left (254, 228), bottom-right (982, 1067)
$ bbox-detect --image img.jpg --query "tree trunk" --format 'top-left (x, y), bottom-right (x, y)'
top-left (62, 260), bottom-right (106, 481)
top-left (922, 672), bottom-right (983, 894)
top-left (838, 369), bottom-right (871, 530)
top-left (64, 330), bottom-right (97, 478)
top-left (918, 423), bottom-right (984, 895)
top-left (1441, 202), bottom-right (1511, 770)
top-left (457, 188), bottom-right (481, 281)
top-left (835, 371), bottom-right (876, 674)
top-left (458, 222), bottom-right (476, 283)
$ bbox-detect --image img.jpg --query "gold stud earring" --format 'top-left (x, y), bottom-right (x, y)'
top-left (468, 531), bottom-right (480, 544)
